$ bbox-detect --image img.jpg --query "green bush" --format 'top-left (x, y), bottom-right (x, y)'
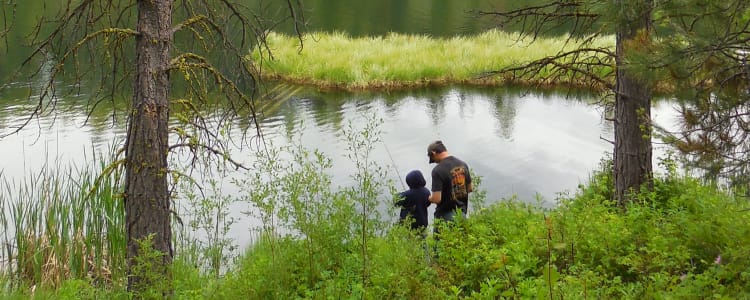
top-left (426, 161), bottom-right (750, 299)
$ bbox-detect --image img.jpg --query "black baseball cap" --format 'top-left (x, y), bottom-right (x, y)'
top-left (427, 140), bottom-right (446, 163)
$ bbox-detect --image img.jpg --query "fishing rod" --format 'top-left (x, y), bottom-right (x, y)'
top-left (382, 140), bottom-right (407, 190)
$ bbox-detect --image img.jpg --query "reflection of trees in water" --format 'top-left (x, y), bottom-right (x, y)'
top-left (304, 94), bottom-right (348, 130)
top-left (486, 85), bottom-right (608, 141)
top-left (492, 94), bottom-right (517, 140)
top-left (0, 40), bottom-right (136, 138)
top-left (297, 86), bottom-right (447, 135)
top-left (247, 0), bottom-right (592, 38)
top-left (0, 78), bottom-right (129, 137)
top-left (435, 87), bottom-right (516, 140)
top-left (1, 80), bottom-right (603, 155)
top-left (277, 0), bottom-right (499, 38)
top-left (290, 85), bottom-right (600, 144)
top-left (270, 89), bottom-right (363, 138)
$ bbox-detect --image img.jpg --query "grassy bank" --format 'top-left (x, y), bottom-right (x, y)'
top-left (249, 30), bottom-right (615, 91)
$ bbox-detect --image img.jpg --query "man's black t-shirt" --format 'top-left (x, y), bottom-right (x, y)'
top-left (431, 156), bottom-right (471, 215)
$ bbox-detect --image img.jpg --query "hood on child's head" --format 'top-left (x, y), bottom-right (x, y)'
top-left (405, 170), bottom-right (426, 188)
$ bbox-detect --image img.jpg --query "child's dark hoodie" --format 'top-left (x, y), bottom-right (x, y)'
top-left (396, 170), bottom-right (431, 230)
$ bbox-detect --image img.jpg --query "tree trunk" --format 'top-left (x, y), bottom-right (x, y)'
top-left (614, 0), bottom-right (654, 205)
top-left (125, 0), bottom-right (173, 293)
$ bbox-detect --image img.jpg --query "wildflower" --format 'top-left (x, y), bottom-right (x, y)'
top-left (714, 254), bottom-right (722, 265)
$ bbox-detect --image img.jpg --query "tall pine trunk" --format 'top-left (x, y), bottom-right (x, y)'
top-left (614, 0), bottom-right (654, 205)
top-left (125, 0), bottom-right (173, 293)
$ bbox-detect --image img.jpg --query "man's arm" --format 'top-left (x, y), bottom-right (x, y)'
top-left (429, 191), bottom-right (441, 204)
top-left (430, 167), bottom-right (442, 204)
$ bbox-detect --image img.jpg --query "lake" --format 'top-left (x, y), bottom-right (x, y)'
top-left (0, 84), bottom-right (680, 203)
top-left (0, 82), bottom-right (680, 251)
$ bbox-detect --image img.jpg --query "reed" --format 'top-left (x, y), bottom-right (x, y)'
top-left (0, 148), bottom-right (126, 289)
top-left (249, 29), bottom-right (615, 90)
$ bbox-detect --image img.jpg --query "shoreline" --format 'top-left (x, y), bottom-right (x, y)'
top-left (258, 73), bottom-right (611, 93)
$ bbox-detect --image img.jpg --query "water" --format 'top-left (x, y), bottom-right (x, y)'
top-left (0, 83), bottom-right (681, 250)
top-left (257, 0), bottom-right (506, 38)
top-left (0, 85), bottom-right (677, 202)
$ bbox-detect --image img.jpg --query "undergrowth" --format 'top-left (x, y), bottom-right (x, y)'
top-left (215, 156), bottom-right (750, 299)
top-left (2, 140), bottom-right (749, 299)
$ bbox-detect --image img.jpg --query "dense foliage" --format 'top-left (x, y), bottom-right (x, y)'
top-left (647, 0), bottom-right (750, 188)
top-left (215, 160), bottom-right (750, 299)
top-left (5, 153), bottom-right (748, 299)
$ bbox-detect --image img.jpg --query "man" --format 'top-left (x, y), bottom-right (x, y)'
top-left (427, 140), bottom-right (472, 222)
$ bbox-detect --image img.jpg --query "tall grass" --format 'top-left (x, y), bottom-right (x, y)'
top-left (0, 149), bottom-right (126, 290)
top-left (250, 29), bottom-right (615, 90)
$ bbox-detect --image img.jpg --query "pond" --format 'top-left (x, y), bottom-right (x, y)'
top-left (0, 83), bottom-right (680, 250)
top-left (0, 84), bottom-right (679, 202)
top-left (0, 1), bottom-right (680, 251)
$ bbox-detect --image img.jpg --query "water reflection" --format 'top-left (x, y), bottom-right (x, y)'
top-left (264, 0), bottom-right (503, 38)
top-left (1, 84), bottom-right (681, 204)
top-left (0, 84), bottom-right (684, 253)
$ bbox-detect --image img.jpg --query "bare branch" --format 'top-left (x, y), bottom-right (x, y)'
top-left (474, 1), bottom-right (600, 41)
top-left (0, 0), bottom-right (15, 50)
top-left (2, 28), bottom-right (138, 138)
top-left (169, 143), bottom-right (248, 170)
top-left (480, 47), bottom-right (615, 91)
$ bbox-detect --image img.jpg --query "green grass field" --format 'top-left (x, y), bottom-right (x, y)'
top-left (249, 30), bottom-right (615, 90)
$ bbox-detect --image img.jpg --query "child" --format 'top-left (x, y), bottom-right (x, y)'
top-left (395, 170), bottom-right (431, 231)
